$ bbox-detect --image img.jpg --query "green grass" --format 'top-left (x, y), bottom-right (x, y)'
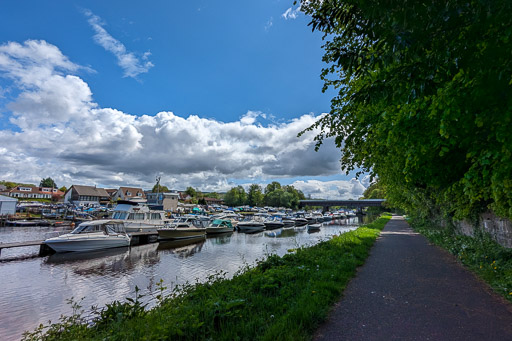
top-left (23, 214), bottom-right (391, 341)
top-left (411, 218), bottom-right (512, 303)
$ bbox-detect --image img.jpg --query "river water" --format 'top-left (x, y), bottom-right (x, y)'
top-left (0, 216), bottom-right (371, 340)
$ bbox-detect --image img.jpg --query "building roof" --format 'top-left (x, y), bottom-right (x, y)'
top-left (118, 187), bottom-right (146, 198)
top-left (0, 194), bottom-right (18, 202)
top-left (105, 189), bottom-right (118, 197)
top-left (9, 186), bottom-right (64, 196)
top-left (71, 185), bottom-right (109, 197)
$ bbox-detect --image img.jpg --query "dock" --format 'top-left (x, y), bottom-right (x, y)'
top-left (0, 232), bottom-right (159, 257)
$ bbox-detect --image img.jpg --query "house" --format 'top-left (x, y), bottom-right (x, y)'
top-left (0, 195), bottom-right (17, 215)
top-left (9, 185), bottom-right (64, 201)
top-left (113, 187), bottom-right (146, 202)
top-left (204, 197), bottom-right (223, 205)
top-left (64, 185), bottom-right (110, 208)
top-left (105, 189), bottom-right (118, 200)
top-left (146, 190), bottom-right (179, 212)
top-left (178, 192), bottom-right (193, 203)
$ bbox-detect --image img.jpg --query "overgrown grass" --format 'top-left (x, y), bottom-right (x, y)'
top-left (23, 214), bottom-right (391, 341)
top-left (411, 218), bottom-right (512, 303)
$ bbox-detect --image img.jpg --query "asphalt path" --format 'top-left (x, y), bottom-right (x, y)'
top-left (314, 215), bottom-right (512, 341)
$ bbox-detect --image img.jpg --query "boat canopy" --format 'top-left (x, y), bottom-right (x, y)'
top-left (71, 220), bottom-right (127, 234)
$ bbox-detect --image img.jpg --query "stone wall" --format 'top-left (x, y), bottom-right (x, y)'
top-left (454, 212), bottom-right (512, 249)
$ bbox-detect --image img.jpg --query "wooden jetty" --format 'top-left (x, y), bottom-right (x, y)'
top-left (0, 232), bottom-right (159, 257)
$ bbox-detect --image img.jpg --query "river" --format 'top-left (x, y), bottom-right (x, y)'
top-left (0, 216), bottom-right (371, 340)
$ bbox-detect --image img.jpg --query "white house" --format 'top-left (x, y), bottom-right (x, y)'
top-left (113, 187), bottom-right (146, 202)
top-left (64, 185), bottom-right (110, 207)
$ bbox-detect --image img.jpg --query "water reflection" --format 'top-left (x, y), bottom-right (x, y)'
top-left (44, 244), bottom-right (160, 277)
top-left (157, 238), bottom-right (205, 258)
top-left (206, 232), bottom-right (234, 243)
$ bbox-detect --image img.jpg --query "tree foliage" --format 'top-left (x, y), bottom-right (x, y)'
top-left (40, 177), bottom-right (57, 188)
top-left (247, 184), bottom-right (264, 207)
top-left (152, 184), bottom-right (169, 193)
top-left (223, 186), bottom-right (247, 207)
top-left (362, 181), bottom-right (386, 200)
top-left (300, 0), bottom-right (512, 219)
top-left (185, 187), bottom-right (197, 198)
top-left (223, 182), bottom-right (304, 209)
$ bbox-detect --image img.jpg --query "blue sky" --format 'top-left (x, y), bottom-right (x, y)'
top-left (0, 1), bottom-right (369, 199)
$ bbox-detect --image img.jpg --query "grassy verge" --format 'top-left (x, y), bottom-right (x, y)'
top-left (410, 218), bottom-right (512, 303)
top-left (23, 214), bottom-right (391, 341)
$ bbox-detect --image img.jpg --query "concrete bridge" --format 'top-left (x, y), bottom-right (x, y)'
top-left (298, 199), bottom-right (385, 213)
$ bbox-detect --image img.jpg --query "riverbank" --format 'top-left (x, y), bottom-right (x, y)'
top-left (22, 214), bottom-right (391, 340)
top-left (410, 217), bottom-right (512, 303)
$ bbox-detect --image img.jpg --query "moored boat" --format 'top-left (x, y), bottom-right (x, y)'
top-left (43, 220), bottom-right (131, 253)
top-left (157, 216), bottom-right (207, 240)
top-left (111, 200), bottom-right (170, 233)
top-left (307, 219), bottom-right (322, 231)
top-left (237, 214), bottom-right (265, 233)
top-left (206, 219), bottom-right (234, 234)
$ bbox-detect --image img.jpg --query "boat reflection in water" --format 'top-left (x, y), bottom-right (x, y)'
top-left (264, 228), bottom-right (298, 238)
top-left (157, 237), bottom-right (205, 259)
top-left (44, 243), bottom-right (160, 276)
top-left (206, 232), bottom-right (233, 245)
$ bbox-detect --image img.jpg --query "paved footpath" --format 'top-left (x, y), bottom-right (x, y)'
top-left (314, 215), bottom-right (512, 341)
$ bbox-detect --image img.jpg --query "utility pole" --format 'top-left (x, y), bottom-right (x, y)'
top-left (156, 176), bottom-right (161, 205)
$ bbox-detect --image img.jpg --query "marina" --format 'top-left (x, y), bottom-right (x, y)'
top-left (0, 215), bottom-right (371, 340)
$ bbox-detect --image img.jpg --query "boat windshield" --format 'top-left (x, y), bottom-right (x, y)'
top-left (211, 219), bottom-right (230, 227)
top-left (70, 224), bottom-right (106, 234)
top-left (70, 223), bottom-right (125, 234)
top-left (210, 220), bottom-right (221, 227)
top-left (112, 212), bottom-right (128, 219)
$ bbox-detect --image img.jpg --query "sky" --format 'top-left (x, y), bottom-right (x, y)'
top-left (0, 0), bottom-right (369, 199)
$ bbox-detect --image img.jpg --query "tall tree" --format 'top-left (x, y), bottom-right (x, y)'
top-left (224, 186), bottom-right (247, 207)
top-left (300, 0), bottom-right (512, 219)
top-left (264, 181), bottom-right (281, 194)
top-left (185, 187), bottom-right (197, 198)
top-left (247, 184), bottom-right (264, 207)
top-left (40, 177), bottom-right (57, 188)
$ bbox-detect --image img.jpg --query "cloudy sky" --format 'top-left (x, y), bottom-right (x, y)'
top-left (0, 1), bottom-right (369, 199)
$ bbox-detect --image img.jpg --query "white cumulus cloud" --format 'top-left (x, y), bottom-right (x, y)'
top-left (0, 39), bottom-right (366, 199)
top-left (83, 9), bottom-right (154, 78)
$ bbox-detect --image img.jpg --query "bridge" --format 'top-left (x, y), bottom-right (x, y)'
top-left (298, 199), bottom-right (385, 213)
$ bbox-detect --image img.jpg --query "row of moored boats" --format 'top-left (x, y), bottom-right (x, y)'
top-left (43, 201), bottom-right (355, 253)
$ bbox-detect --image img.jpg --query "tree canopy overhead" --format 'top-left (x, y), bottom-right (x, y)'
top-left (300, 0), bottom-right (512, 219)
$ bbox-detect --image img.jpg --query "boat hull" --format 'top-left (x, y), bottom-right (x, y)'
top-left (206, 227), bottom-right (233, 234)
top-left (237, 223), bottom-right (265, 233)
top-left (44, 236), bottom-right (130, 253)
top-left (307, 223), bottom-right (322, 231)
top-left (157, 228), bottom-right (206, 240)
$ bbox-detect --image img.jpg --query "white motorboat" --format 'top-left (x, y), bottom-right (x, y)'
top-left (111, 200), bottom-right (170, 233)
top-left (291, 212), bottom-right (309, 227)
top-left (307, 218), bottom-right (322, 231)
top-left (263, 216), bottom-right (285, 230)
top-left (157, 216), bottom-right (207, 240)
top-left (43, 220), bottom-right (131, 253)
top-left (206, 219), bottom-right (234, 235)
top-left (236, 214), bottom-right (265, 233)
